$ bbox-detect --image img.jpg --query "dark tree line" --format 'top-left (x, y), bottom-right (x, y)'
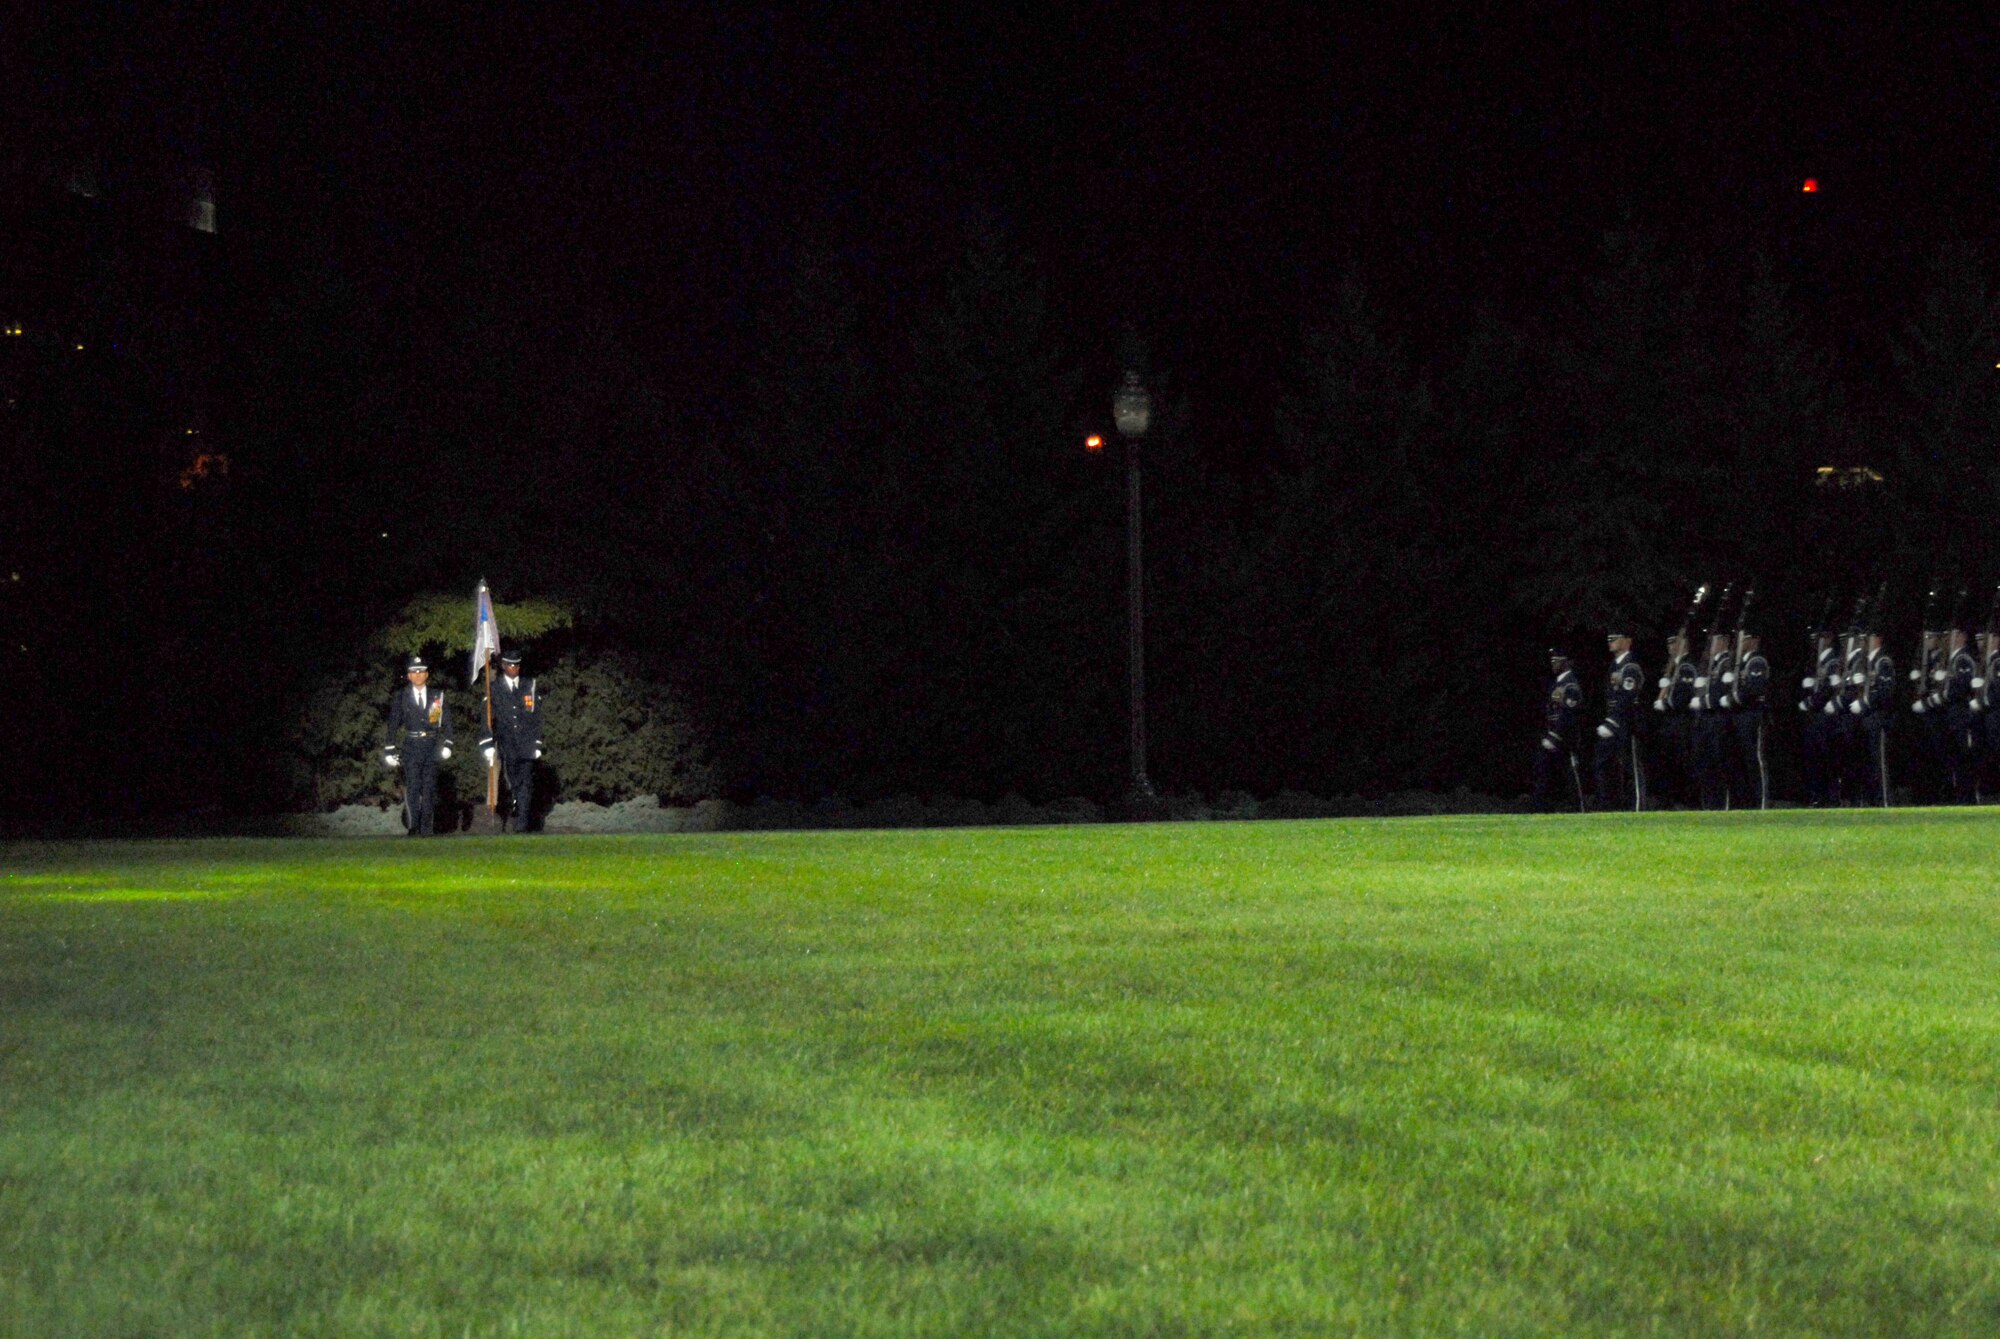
top-left (6, 217), bottom-right (1997, 822)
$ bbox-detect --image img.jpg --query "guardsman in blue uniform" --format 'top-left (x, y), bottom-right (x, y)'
top-left (384, 654), bottom-right (453, 835)
top-left (1594, 629), bottom-right (1646, 811)
top-left (1797, 627), bottom-right (1842, 807)
top-left (1690, 630), bottom-right (1734, 809)
top-left (1917, 624), bottom-right (1980, 803)
top-left (479, 649), bottom-right (544, 832)
top-left (1651, 632), bottom-right (1700, 806)
top-left (1909, 627), bottom-right (1949, 803)
top-left (1833, 627), bottom-right (1870, 805)
top-left (1534, 648), bottom-right (1585, 812)
top-left (1722, 629), bottom-right (1770, 810)
top-left (1977, 625), bottom-right (2000, 801)
top-left (1851, 627), bottom-right (1895, 807)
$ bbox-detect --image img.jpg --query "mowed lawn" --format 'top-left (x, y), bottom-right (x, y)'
top-left (2, 813), bottom-right (1998, 1337)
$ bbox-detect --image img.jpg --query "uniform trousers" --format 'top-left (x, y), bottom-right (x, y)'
top-left (1692, 715), bottom-right (1732, 810)
top-left (1594, 726), bottom-right (1644, 812)
top-left (403, 738), bottom-right (441, 835)
top-left (1857, 715), bottom-right (1892, 808)
top-left (501, 751), bottom-right (537, 832)
top-left (1533, 742), bottom-right (1584, 813)
top-left (1800, 710), bottom-right (1836, 807)
top-left (1728, 712), bottom-right (1769, 810)
top-left (1943, 710), bottom-right (1979, 804)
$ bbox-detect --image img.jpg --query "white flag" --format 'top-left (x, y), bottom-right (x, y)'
top-left (471, 582), bottom-right (501, 682)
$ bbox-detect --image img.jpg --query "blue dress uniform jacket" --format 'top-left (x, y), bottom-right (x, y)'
top-left (1667, 657), bottom-right (1698, 710)
top-left (1728, 651), bottom-right (1769, 710)
top-left (1801, 648), bottom-right (1841, 713)
top-left (385, 685), bottom-right (453, 835)
top-left (1603, 653), bottom-right (1645, 733)
top-left (1860, 650), bottom-right (1896, 715)
top-left (479, 675), bottom-right (543, 759)
top-left (1545, 669), bottom-right (1583, 750)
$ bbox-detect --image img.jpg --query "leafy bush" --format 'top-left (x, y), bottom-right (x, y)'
top-left (535, 652), bottom-right (712, 805)
top-left (282, 593), bottom-right (707, 811)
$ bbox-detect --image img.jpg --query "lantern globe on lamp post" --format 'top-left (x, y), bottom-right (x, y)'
top-left (1113, 369), bottom-right (1154, 801)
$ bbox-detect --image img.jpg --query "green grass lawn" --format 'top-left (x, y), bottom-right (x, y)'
top-left (3, 811), bottom-right (1998, 1337)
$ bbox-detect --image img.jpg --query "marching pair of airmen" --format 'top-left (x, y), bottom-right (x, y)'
top-left (1535, 630), bottom-right (1659, 812)
top-left (383, 650), bottom-right (544, 834)
top-left (1904, 622), bottom-right (1986, 804)
top-left (1795, 620), bottom-right (1894, 807)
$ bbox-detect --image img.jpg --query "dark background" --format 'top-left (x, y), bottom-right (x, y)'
top-left (4, 4), bottom-right (1998, 821)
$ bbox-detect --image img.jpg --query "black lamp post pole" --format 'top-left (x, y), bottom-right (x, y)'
top-left (1113, 370), bottom-right (1155, 801)
top-left (1127, 436), bottom-right (1149, 798)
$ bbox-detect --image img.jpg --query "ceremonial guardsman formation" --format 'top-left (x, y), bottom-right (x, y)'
top-left (1539, 583), bottom-right (2000, 810)
top-left (479, 649), bottom-right (544, 833)
top-left (383, 654), bottom-right (453, 835)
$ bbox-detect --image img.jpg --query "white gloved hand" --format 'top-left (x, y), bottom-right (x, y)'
top-left (384, 754), bottom-right (400, 769)
top-left (1801, 677), bottom-right (1816, 690)
top-left (1799, 701), bottom-right (1809, 712)
top-left (1912, 700), bottom-right (1926, 714)
top-left (1910, 668), bottom-right (1923, 681)
top-left (483, 748), bottom-right (497, 767)
top-left (439, 746), bottom-right (452, 761)
top-left (1654, 699), bottom-right (1667, 712)
top-left (1658, 676), bottom-right (1670, 688)
top-left (1720, 695), bottom-right (1735, 709)
top-left (1541, 736), bottom-right (1559, 752)
top-left (534, 748), bottom-right (543, 759)
top-left (1694, 676), bottom-right (1709, 688)
top-left (1823, 701), bottom-right (1837, 715)
top-left (1596, 723), bottom-right (1613, 739)
top-left (1850, 700), bottom-right (1864, 715)
top-left (1974, 678), bottom-right (1988, 690)
top-left (1849, 673), bottom-right (1864, 685)
top-left (1690, 698), bottom-right (1704, 711)
top-left (1722, 671), bottom-right (1736, 684)
top-left (1933, 669), bottom-right (1947, 682)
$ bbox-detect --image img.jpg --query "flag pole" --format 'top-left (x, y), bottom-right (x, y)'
top-left (485, 653), bottom-right (498, 812)
top-left (478, 579), bottom-right (500, 814)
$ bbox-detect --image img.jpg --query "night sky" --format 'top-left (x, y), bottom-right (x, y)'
top-left (21, 5), bottom-right (1999, 434)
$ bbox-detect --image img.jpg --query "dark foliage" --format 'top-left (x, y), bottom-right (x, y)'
top-left (8, 212), bottom-right (1998, 820)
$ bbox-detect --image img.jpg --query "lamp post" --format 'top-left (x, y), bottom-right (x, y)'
top-left (1112, 369), bottom-right (1155, 801)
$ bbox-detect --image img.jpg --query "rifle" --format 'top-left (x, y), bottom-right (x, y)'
top-left (1804, 594), bottom-right (1837, 702)
top-left (1912, 586), bottom-right (1941, 709)
top-left (1838, 584), bottom-right (1877, 708)
top-left (1708, 582), bottom-right (1739, 669)
top-left (1655, 581), bottom-right (1710, 710)
top-left (1732, 584), bottom-right (1757, 685)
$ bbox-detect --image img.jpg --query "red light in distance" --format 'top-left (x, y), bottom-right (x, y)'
top-left (1084, 435), bottom-right (1103, 452)
top-left (1801, 178), bottom-right (1819, 193)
